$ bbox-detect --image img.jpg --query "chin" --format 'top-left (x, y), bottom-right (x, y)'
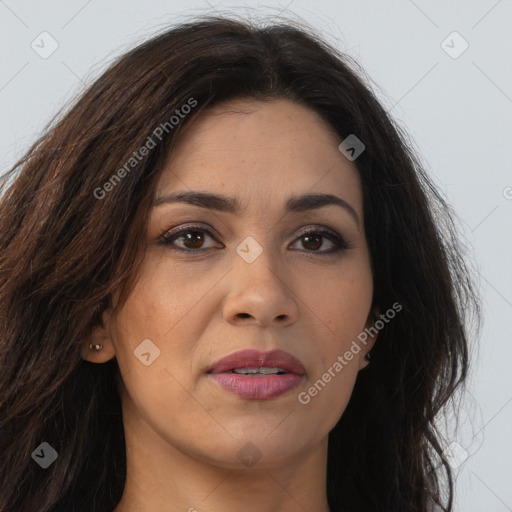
top-left (198, 431), bottom-right (315, 470)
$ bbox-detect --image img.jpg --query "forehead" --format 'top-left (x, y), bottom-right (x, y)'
top-left (155, 98), bottom-right (363, 214)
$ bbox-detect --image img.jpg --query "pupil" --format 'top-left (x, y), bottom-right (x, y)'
top-left (184, 231), bottom-right (203, 249)
top-left (303, 234), bottom-right (321, 250)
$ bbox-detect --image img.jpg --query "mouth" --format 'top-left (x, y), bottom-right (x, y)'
top-left (222, 367), bottom-right (291, 376)
top-left (208, 348), bottom-right (306, 376)
top-left (207, 348), bottom-right (306, 400)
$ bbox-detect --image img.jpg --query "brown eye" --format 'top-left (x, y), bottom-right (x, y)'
top-left (160, 226), bottom-right (220, 253)
top-left (301, 233), bottom-right (323, 251)
top-left (160, 225), bottom-right (350, 256)
top-left (180, 231), bottom-right (206, 250)
top-left (291, 228), bottom-right (350, 255)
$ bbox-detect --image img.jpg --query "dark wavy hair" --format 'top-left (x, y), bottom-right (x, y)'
top-left (0, 14), bottom-right (480, 512)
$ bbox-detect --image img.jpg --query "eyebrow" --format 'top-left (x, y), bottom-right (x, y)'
top-left (153, 191), bottom-right (360, 226)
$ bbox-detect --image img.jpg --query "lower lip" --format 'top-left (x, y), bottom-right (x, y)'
top-left (209, 373), bottom-right (304, 400)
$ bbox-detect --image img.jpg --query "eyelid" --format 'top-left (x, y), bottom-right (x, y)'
top-left (161, 222), bottom-right (218, 239)
top-left (294, 224), bottom-right (339, 238)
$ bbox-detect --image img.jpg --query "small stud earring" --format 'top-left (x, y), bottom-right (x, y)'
top-left (89, 343), bottom-right (103, 351)
top-left (365, 351), bottom-right (371, 362)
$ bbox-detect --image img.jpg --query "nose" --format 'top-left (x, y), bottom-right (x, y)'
top-left (222, 243), bottom-right (299, 328)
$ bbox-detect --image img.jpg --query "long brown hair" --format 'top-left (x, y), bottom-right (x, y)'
top-left (0, 15), bottom-right (480, 512)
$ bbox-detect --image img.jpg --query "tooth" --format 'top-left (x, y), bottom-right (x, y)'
top-left (259, 367), bottom-right (279, 374)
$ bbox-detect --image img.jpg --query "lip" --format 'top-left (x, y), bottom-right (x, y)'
top-left (208, 349), bottom-right (306, 376)
top-left (207, 349), bottom-right (306, 400)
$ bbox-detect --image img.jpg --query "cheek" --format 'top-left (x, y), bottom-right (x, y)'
top-left (114, 255), bottom-right (209, 339)
top-left (111, 258), bottom-right (215, 391)
top-left (298, 278), bottom-right (370, 425)
top-left (303, 259), bottom-right (372, 408)
top-left (111, 284), bottom-right (209, 435)
top-left (304, 261), bottom-right (373, 339)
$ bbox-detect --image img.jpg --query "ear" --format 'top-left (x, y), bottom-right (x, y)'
top-left (358, 306), bottom-right (379, 371)
top-left (80, 308), bottom-right (117, 363)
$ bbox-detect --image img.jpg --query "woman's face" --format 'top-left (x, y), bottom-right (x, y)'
top-left (86, 98), bottom-right (375, 469)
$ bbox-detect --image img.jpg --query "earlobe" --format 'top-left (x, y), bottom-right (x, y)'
top-left (80, 310), bottom-right (117, 363)
top-left (358, 348), bottom-right (373, 370)
top-left (80, 336), bottom-right (116, 363)
top-left (358, 306), bottom-right (379, 370)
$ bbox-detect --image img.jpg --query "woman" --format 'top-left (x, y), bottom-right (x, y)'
top-left (0, 15), bottom-right (480, 512)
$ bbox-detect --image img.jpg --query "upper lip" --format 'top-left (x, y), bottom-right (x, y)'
top-left (208, 349), bottom-right (306, 376)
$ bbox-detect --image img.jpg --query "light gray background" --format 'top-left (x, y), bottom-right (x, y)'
top-left (1, 1), bottom-right (511, 510)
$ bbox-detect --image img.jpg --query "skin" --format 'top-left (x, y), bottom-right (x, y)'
top-left (81, 98), bottom-right (377, 512)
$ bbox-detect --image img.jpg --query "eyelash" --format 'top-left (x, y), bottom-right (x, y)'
top-left (159, 224), bottom-right (351, 256)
